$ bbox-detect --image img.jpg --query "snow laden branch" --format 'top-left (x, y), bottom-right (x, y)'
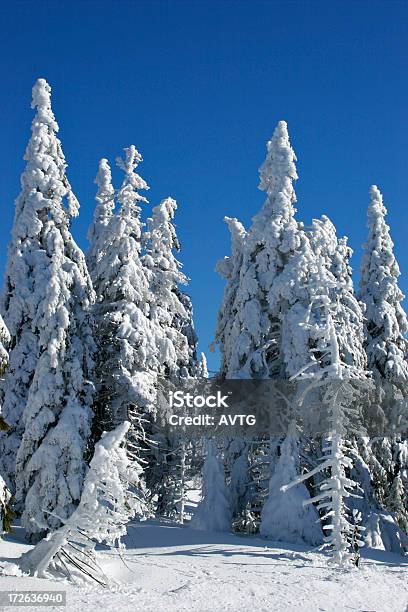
top-left (19, 422), bottom-right (145, 585)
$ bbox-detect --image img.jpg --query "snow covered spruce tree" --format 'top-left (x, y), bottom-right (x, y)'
top-left (359, 185), bottom-right (408, 535)
top-left (218, 120), bottom-right (301, 380)
top-left (190, 439), bottom-right (231, 532)
top-left (386, 473), bottom-right (408, 534)
top-left (0, 314), bottom-right (11, 435)
top-left (226, 438), bottom-right (252, 529)
top-left (86, 158), bottom-right (116, 276)
top-left (214, 121), bottom-right (303, 529)
top-left (360, 185), bottom-right (408, 380)
top-left (281, 245), bottom-right (368, 565)
top-left (142, 197), bottom-right (201, 520)
top-left (213, 218), bottom-right (249, 526)
top-left (213, 221), bottom-right (246, 528)
top-left (199, 351), bottom-right (208, 377)
top-left (305, 216), bottom-right (367, 373)
top-left (143, 196), bottom-right (199, 379)
top-left (20, 421), bottom-right (145, 584)
top-left (87, 146), bottom-right (158, 439)
top-left (0, 79), bottom-right (69, 487)
top-left (0, 315), bottom-right (12, 535)
top-left (260, 422), bottom-right (323, 546)
top-left (0, 475), bottom-right (11, 538)
top-left (1, 79), bottom-right (95, 540)
top-left (214, 217), bottom-right (247, 379)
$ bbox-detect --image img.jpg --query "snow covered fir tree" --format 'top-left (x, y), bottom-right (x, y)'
top-left (0, 79), bottom-right (96, 542)
top-left (0, 79), bottom-right (406, 584)
top-left (0, 314), bottom-right (12, 535)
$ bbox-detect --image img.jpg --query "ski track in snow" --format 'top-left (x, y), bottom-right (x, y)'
top-left (0, 521), bottom-right (407, 612)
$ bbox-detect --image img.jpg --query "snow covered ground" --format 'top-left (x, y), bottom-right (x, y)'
top-left (0, 520), bottom-right (407, 612)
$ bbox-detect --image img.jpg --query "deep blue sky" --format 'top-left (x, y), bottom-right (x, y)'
top-left (1, 1), bottom-right (407, 371)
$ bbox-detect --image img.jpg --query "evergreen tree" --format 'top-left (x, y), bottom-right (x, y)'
top-left (20, 421), bottom-right (145, 583)
top-left (143, 197), bottom-right (201, 519)
top-left (190, 440), bottom-right (231, 532)
top-left (199, 352), bottom-right (208, 377)
top-left (214, 122), bottom-right (303, 529)
top-left (143, 197), bottom-right (198, 378)
top-left (213, 218), bottom-right (248, 522)
top-left (359, 185), bottom-right (408, 534)
top-left (0, 79), bottom-right (82, 487)
top-left (86, 158), bottom-right (115, 276)
top-left (3, 79), bottom-right (95, 540)
top-left (360, 185), bottom-right (408, 380)
top-left (0, 315), bottom-right (9, 382)
top-left (0, 315), bottom-right (12, 535)
top-left (227, 439), bottom-right (252, 522)
top-left (282, 240), bottom-right (367, 565)
top-left (218, 121), bottom-right (301, 380)
top-left (284, 215), bottom-right (367, 376)
top-left (386, 473), bottom-right (408, 534)
top-left (0, 475), bottom-right (11, 537)
top-left (214, 217), bottom-right (247, 378)
top-left (260, 423), bottom-right (323, 546)
top-left (87, 145), bottom-right (156, 438)
top-left (213, 217), bottom-right (251, 526)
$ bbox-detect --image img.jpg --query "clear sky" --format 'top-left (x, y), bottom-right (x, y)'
top-left (0, 0), bottom-right (407, 372)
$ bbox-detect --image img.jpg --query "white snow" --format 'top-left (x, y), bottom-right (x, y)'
top-left (0, 521), bottom-right (407, 611)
